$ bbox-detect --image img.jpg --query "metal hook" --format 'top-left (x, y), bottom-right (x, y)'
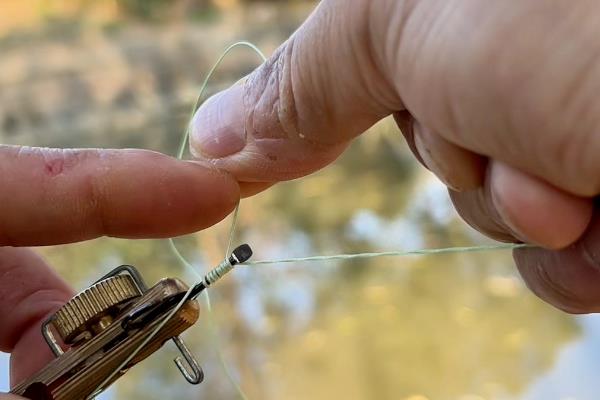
top-left (41, 316), bottom-right (63, 357)
top-left (172, 336), bottom-right (204, 385)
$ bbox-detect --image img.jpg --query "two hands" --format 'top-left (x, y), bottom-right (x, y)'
top-left (5, 0), bottom-right (600, 395)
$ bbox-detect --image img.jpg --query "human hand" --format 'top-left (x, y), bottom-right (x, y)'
top-left (0, 146), bottom-right (240, 396)
top-left (189, 0), bottom-right (600, 314)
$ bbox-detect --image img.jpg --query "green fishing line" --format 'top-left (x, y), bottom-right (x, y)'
top-left (91, 41), bottom-right (534, 400)
top-left (170, 41), bottom-right (266, 400)
top-left (243, 243), bottom-right (533, 266)
top-left (168, 41), bottom-right (534, 400)
top-left (89, 42), bottom-right (266, 400)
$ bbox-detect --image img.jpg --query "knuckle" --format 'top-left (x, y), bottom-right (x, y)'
top-left (245, 39), bottom-right (302, 143)
top-left (448, 189), bottom-right (518, 243)
top-left (532, 262), bottom-right (588, 314)
top-left (515, 251), bottom-right (597, 314)
top-left (39, 148), bottom-right (107, 235)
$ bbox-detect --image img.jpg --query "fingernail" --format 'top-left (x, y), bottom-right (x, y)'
top-left (190, 84), bottom-right (247, 159)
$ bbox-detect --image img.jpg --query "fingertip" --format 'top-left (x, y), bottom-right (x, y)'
top-left (89, 153), bottom-right (242, 240)
top-left (490, 162), bottom-right (593, 249)
top-left (0, 148), bottom-right (242, 245)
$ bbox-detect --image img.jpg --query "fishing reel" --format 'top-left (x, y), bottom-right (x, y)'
top-left (10, 245), bottom-right (253, 400)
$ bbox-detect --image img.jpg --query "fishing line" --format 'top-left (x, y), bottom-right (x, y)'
top-left (243, 243), bottom-right (532, 266)
top-left (168, 41), bottom-right (532, 398)
top-left (88, 41), bottom-right (265, 400)
top-left (91, 41), bottom-right (535, 399)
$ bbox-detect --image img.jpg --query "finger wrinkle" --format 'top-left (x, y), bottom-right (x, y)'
top-left (515, 247), bottom-right (600, 314)
top-left (579, 237), bottom-right (600, 270)
top-left (365, 0), bottom-right (406, 110)
top-left (277, 37), bottom-right (301, 140)
top-left (533, 257), bottom-right (589, 314)
top-left (517, 253), bottom-right (576, 313)
top-left (394, 111), bottom-right (426, 166)
top-left (246, 45), bottom-right (288, 141)
top-left (54, 150), bottom-right (109, 238)
top-left (246, 38), bottom-right (305, 143)
top-left (86, 167), bottom-right (109, 237)
top-left (347, 0), bottom-right (400, 113)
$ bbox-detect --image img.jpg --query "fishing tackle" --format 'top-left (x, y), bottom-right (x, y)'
top-left (10, 244), bottom-right (253, 400)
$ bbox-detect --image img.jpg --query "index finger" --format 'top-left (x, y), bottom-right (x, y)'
top-left (0, 145), bottom-right (239, 246)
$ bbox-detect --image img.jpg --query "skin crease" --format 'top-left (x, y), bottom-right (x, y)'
top-left (6, 0), bottom-right (600, 396)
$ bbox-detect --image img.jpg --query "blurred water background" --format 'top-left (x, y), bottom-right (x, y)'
top-left (1, 1), bottom-right (599, 399)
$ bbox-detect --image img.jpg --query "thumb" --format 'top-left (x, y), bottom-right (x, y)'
top-left (190, 0), bottom-right (402, 182)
